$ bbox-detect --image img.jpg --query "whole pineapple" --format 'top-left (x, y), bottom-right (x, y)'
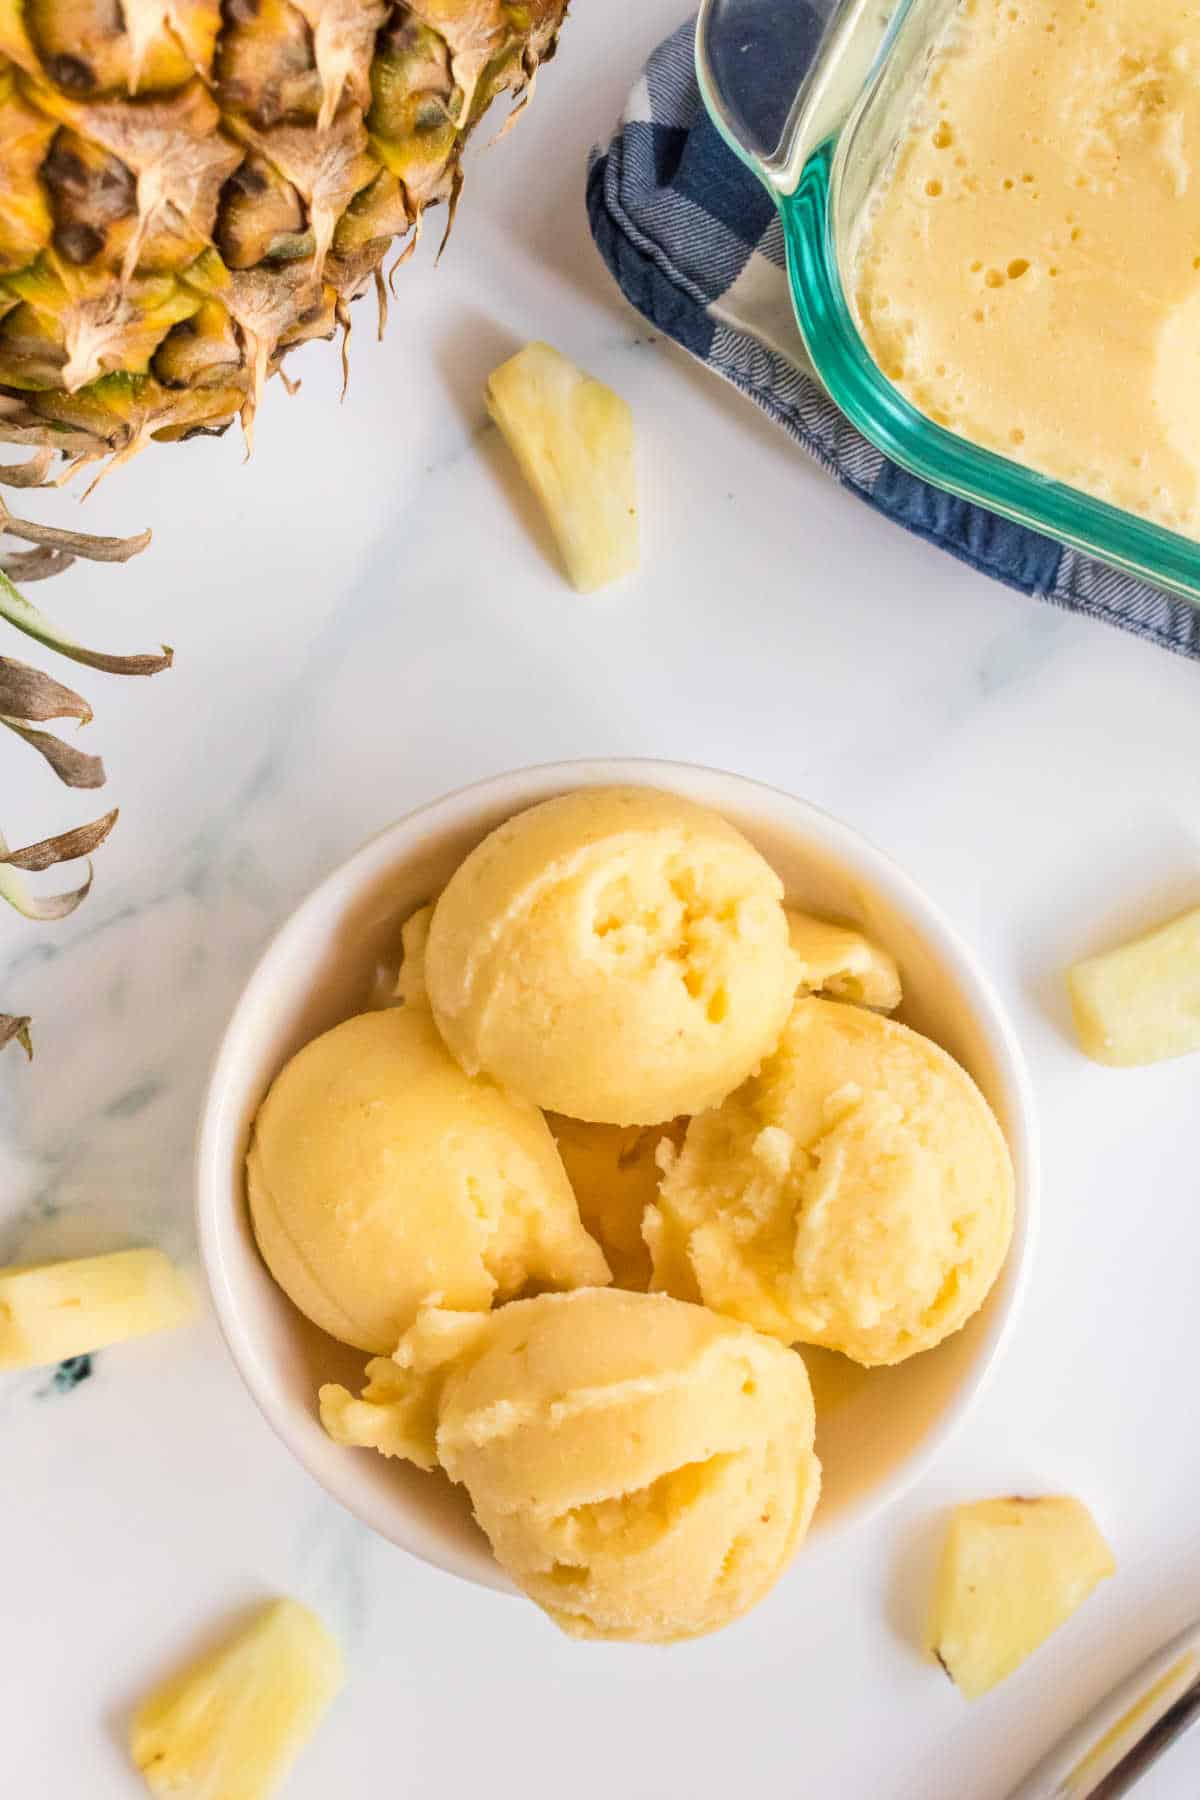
top-left (0, 0), bottom-right (570, 1051)
top-left (0, 0), bottom-right (566, 456)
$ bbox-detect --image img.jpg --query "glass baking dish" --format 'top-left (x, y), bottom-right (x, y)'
top-left (696, 0), bottom-right (1200, 603)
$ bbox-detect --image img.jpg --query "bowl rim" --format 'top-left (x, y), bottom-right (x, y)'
top-left (195, 756), bottom-right (1039, 1591)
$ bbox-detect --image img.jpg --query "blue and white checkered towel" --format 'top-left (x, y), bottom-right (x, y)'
top-left (586, 18), bottom-right (1200, 660)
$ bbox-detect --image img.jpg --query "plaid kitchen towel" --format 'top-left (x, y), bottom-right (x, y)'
top-left (586, 17), bottom-right (1200, 660)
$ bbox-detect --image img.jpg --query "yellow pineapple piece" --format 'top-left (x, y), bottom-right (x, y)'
top-left (130, 1598), bottom-right (343, 1800)
top-left (1068, 905), bottom-right (1200, 1066)
top-left (485, 342), bottom-right (638, 593)
top-left (929, 1496), bottom-right (1115, 1700)
top-left (787, 910), bottom-right (902, 1011)
top-left (0, 1248), bottom-right (195, 1371)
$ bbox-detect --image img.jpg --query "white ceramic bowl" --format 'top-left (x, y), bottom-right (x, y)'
top-left (197, 760), bottom-right (1038, 1594)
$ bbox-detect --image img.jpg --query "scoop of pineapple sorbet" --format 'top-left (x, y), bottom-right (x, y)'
top-left (647, 997), bottom-right (1014, 1366)
top-left (786, 910), bottom-right (902, 1012)
top-left (424, 788), bottom-right (797, 1127)
top-left (320, 1289), bottom-right (821, 1643)
top-left (246, 1008), bottom-right (609, 1355)
top-left (392, 904), bottom-right (434, 1008)
top-left (547, 1113), bottom-right (687, 1290)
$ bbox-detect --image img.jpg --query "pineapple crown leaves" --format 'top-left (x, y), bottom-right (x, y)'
top-left (0, 1014), bottom-right (33, 1060)
top-left (1, 643), bottom-right (105, 788)
top-left (0, 448), bottom-right (55, 489)
top-left (0, 495), bottom-right (153, 576)
top-left (1, 809), bottom-right (118, 879)
top-left (0, 558), bottom-right (171, 675)
top-left (0, 654), bottom-right (92, 723)
top-left (0, 806), bottom-right (118, 937)
top-left (1, 716), bottom-right (105, 787)
top-left (1, 809), bottom-right (115, 1053)
top-left (0, 449), bottom-right (164, 1056)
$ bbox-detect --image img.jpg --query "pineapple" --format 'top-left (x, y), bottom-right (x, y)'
top-left (0, 1246), bottom-right (195, 1368)
top-left (787, 910), bottom-right (902, 1012)
top-left (130, 1597), bottom-right (343, 1800)
top-left (0, 2), bottom-right (569, 459)
top-left (929, 1496), bottom-right (1115, 1700)
top-left (0, 0), bottom-right (573, 1049)
top-left (1068, 905), bottom-right (1200, 1066)
top-left (485, 341), bottom-right (638, 592)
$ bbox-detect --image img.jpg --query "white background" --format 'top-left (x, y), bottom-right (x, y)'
top-left (3, 2), bottom-right (1200, 1794)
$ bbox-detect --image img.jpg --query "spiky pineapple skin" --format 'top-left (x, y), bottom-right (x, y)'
top-left (0, 0), bottom-right (569, 465)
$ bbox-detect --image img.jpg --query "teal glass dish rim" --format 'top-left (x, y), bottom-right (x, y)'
top-left (696, 0), bottom-right (1200, 606)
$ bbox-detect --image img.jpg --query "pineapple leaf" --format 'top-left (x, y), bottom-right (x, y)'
top-left (0, 813), bottom-right (116, 922)
top-left (0, 547), bottom-right (77, 582)
top-left (0, 656), bottom-right (92, 724)
top-left (0, 449), bottom-right (53, 490)
top-left (1, 810), bottom-right (118, 873)
top-left (0, 423), bottom-right (99, 461)
top-left (0, 568), bottom-right (172, 676)
top-left (0, 717), bottom-right (106, 789)
top-left (0, 498), bottom-right (151, 564)
top-left (0, 1015), bottom-right (33, 1060)
top-left (0, 856), bottom-right (93, 921)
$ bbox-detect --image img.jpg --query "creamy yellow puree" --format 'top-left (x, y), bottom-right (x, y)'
top-left (852, 0), bottom-right (1200, 536)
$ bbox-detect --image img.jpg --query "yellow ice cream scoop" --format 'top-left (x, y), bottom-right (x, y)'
top-left (392, 904), bottom-right (433, 1009)
top-left (547, 1113), bottom-right (686, 1290)
top-left (786, 910), bottom-right (901, 1012)
top-left (424, 787), bottom-right (797, 1126)
top-left (647, 996), bottom-right (1014, 1366)
top-left (247, 1008), bottom-right (609, 1354)
top-left (320, 1288), bottom-right (821, 1643)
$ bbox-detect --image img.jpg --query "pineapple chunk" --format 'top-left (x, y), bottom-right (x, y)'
top-left (485, 342), bottom-right (638, 593)
top-left (0, 1248), bottom-right (195, 1371)
top-left (1068, 905), bottom-right (1200, 1066)
top-left (929, 1497), bottom-right (1114, 1700)
top-left (130, 1598), bottom-right (343, 1800)
top-left (787, 910), bottom-right (902, 1011)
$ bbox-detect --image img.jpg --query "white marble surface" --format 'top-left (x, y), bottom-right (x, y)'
top-left (4, 3), bottom-right (1200, 1793)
